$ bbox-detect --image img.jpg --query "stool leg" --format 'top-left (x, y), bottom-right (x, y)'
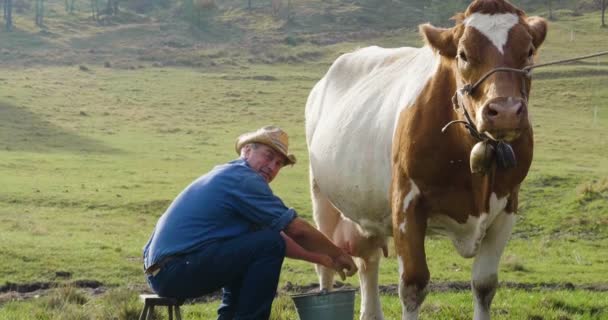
top-left (138, 305), bottom-right (149, 320)
top-left (175, 306), bottom-right (183, 320)
top-left (168, 305), bottom-right (174, 320)
top-left (149, 305), bottom-right (155, 319)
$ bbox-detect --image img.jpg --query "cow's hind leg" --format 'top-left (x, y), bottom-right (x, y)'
top-left (356, 250), bottom-right (384, 320)
top-left (471, 212), bottom-right (516, 320)
top-left (392, 177), bottom-right (428, 320)
top-left (310, 173), bottom-right (341, 291)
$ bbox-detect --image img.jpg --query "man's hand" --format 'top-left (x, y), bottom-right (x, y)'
top-left (316, 254), bottom-right (335, 270)
top-left (284, 217), bottom-right (358, 280)
top-left (332, 252), bottom-right (357, 281)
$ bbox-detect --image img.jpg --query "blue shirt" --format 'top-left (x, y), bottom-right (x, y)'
top-left (143, 158), bottom-right (297, 269)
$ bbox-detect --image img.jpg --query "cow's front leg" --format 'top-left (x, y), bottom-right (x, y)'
top-left (471, 210), bottom-right (516, 320)
top-left (392, 177), bottom-right (429, 320)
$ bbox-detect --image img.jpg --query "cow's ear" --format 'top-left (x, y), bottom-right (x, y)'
top-left (420, 23), bottom-right (457, 58)
top-left (527, 16), bottom-right (547, 49)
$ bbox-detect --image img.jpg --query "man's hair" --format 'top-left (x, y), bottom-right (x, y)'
top-left (240, 143), bottom-right (259, 157)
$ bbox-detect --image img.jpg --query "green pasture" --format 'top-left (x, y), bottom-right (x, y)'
top-left (1, 11), bottom-right (608, 320)
top-left (1, 288), bottom-right (606, 320)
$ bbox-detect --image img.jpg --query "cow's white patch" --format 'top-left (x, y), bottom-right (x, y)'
top-left (399, 180), bottom-right (420, 233)
top-left (402, 180), bottom-right (420, 213)
top-left (464, 13), bottom-right (518, 54)
top-left (471, 212), bottom-right (515, 320)
top-left (472, 212), bottom-right (516, 282)
top-left (399, 221), bottom-right (407, 234)
top-left (397, 255), bottom-right (405, 277)
top-left (306, 45), bottom-right (440, 233)
top-left (428, 193), bottom-right (508, 258)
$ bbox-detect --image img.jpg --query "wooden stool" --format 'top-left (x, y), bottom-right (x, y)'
top-left (139, 294), bottom-right (183, 320)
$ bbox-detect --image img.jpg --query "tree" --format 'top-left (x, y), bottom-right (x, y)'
top-left (190, 0), bottom-right (215, 28)
top-left (286, 0), bottom-right (293, 22)
top-left (271, 0), bottom-right (281, 17)
top-left (65, 0), bottom-right (75, 13)
top-left (105, 0), bottom-right (119, 16)
top-left (591, 0), bottom-right (606, 27)
top-left (547, 0), bottom-right (554, 20)
top-left (35, 0), bottom-right (44, 26)
top-left (601, 0), bottom-right (606, 27)
top-left (4, 0), bottom-right (13, 31)
top-left (91, 0), bottom-right (100, 20)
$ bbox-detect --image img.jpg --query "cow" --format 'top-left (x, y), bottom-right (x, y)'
top-left (305, 0), bottom-right (547, 319)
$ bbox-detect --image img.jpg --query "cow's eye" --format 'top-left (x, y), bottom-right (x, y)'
top-left (527, 48), bottom-right (534, 58)
top-left (458, 51), bottom-right (468, 62)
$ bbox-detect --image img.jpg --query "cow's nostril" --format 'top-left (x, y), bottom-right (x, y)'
top-left (487, 108), bottom-right (498, 117)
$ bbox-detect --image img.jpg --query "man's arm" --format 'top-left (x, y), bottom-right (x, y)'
top-left (281, 232), bottom-right (333, 268)
top-left (284, 217), bottom-right (357, 279)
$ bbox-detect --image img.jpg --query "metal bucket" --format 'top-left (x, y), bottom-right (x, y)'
top-left (291, 289), bottom-right (357, 320)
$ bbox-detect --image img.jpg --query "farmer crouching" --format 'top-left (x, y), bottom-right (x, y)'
top-left (142, 125), bottom-right (357, 320)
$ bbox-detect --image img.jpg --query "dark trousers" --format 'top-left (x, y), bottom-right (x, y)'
top-left (147, 229), bottom-right (286, 320)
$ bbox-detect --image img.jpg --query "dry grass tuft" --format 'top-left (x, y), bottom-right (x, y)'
top-left (576, 177), bottom-right (608, 204)
top-left (503, 255), bottom-right (529, 272)
top-left (45, 285), bottom-right (88, 309)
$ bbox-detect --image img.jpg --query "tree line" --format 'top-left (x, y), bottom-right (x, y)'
top-left (2, 0), bottom-right (121, 30)
top-left (1, 0), bottom-right (605, 32)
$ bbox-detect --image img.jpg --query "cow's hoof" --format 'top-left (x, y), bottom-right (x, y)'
top-left (360, 312), bottom-right (383, 320)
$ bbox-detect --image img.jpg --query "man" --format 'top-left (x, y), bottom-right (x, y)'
top-left (143, 126), bottom-right (357, 320)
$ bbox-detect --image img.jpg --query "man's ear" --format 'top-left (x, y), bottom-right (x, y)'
top-left (241, 145), bottom-right (251, 159)
top-left (420, 23), bottom-right (457, 58)
top-left (527, 16), bottom-right (547, 49)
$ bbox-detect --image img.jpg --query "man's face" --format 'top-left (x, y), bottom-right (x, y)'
top-left (243, 144), bottom-right (287, 183)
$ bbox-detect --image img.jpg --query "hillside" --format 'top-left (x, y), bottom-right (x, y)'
top-left (0, 0), bottom-right (605, 69)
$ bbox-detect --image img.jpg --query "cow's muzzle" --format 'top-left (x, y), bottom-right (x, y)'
top-left (477, 97), bottom-right (528, 142)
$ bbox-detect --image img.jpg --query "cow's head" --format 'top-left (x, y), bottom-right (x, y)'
top-left (421, 0), bottom-right (547, 142)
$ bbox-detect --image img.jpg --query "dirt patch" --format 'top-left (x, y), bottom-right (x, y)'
top-left (0, 280), bottom-right (105, 304)
top-left (278, 281), bottom-right (608, 298)
top-left (2, 280), bottom-right (606, 305)
top-left (0, 280), bottom-right (103, 293)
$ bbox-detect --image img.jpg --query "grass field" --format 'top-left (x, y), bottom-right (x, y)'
top-left (1, 7), bottom-right (607, 320)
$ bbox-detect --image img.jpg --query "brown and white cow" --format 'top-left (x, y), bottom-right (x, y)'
top-left (305, 1), bottom-right (547, 319)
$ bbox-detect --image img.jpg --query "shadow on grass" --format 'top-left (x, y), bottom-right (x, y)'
top-left (0, 101), bottom-right (122, 154)
top-left (548, 298), bottom-right (605, 316)
top-left (0, 27), bottom-right (57, 51)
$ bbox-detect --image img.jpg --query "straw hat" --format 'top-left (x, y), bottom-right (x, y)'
top-left (235, 126), bottom-right (297, 165)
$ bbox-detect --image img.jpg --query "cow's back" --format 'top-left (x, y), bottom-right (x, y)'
top-left (305, 45), bottom-right (439, 234)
